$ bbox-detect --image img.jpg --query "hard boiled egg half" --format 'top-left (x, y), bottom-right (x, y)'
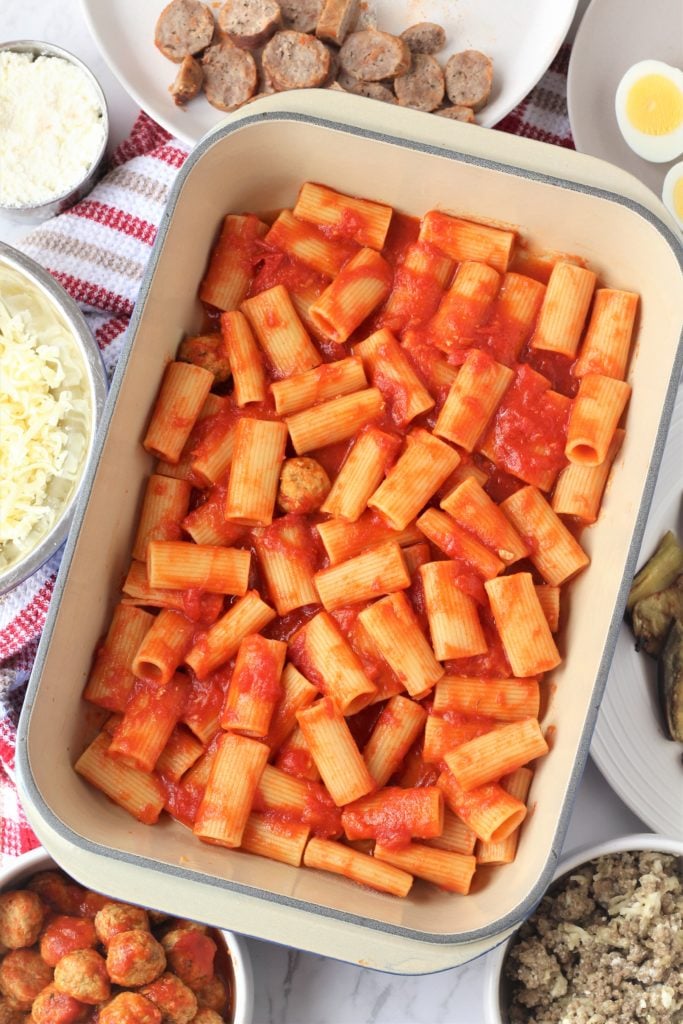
top-left (615, 59), bottom-right (683, 162)
top-left (662, 160), bottom-right (683, 229)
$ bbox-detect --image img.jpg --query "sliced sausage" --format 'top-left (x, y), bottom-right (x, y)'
top-left (444, 50), bottom-right (493, 112)
top-left (201, 42), bottom-right (258, 110)
top-left (339, 30), bottom-right (411, 82)
top-left (217, 0), bottom-right (282, 50)
top-left (261, 31), bottom-right (331, 90)
top-left (400, 22), bottom-right (446, 55)
top-left (435, 105), bottom-right (476, 123)
top-left (169, 56), bottom-right (204, 106)
top-left (316, 0), bottom-right (359, 46)
top-left (394, 52), bottom-right (444, 111)
top-left (155, 0), bottom-right (215, 63)
top-left (280, 0), bottom-right (324, 33)
top-left (348, 80), bottom-right (396, 103)
top-left (319, 43), bottom-right (340, 86)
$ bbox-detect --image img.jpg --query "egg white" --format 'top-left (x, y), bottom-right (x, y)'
top-left (615, 59), bottom-right (683, 163)
top-left (662, 160), bottom-right (683, 230)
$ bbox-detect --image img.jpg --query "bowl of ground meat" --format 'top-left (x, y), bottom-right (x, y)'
top-left (484, 833), bottom-right (683, 1024)
top-left (0, 848), bottom-right (254, 1023)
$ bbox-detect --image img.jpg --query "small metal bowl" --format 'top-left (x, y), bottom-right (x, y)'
top-left (0, 40), bottom-right (109, 221)
top-left (0, 243), bottom-right (108, 595)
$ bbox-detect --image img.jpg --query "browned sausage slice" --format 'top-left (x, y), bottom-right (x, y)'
top-left (435, 105), bottom-right (476, 123)
top-left (262, 31), bottom-right (331, 90)
top-left (339, 29), bottom-right (411, 82)
top-left (155, 0), bottom-right (215, 63)
top-left (394, 52), bottom-right (444, 111)
top-left (316, 0), bottom-right (360, 46)
top-left (280, 0), bottom-right (324, 33)
top-left (349, 80), bottom-right (397, 103)
top-left (168, 55), bottom-right (204, 105)
top-left (217, 0), bottom-right (282, 50)
top-left (201, 42), bottom-right (258, 110)
top-left (444, 50), bottom-right (493, 112)
top-left (400, 22), bottom-right (446, 55)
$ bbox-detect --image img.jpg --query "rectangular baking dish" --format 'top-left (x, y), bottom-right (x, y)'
top-left (17, 92), bottom-right (683, 974)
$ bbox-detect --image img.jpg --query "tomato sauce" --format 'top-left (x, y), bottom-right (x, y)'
top-left (39, 916), bottom-right (97, 966)
top-left (484, 364), bottom-right (571, 491)
top-left (275, 744), bottom-right (317, 780)
top-left (446, 609), bottom-right (511, 679)
top-left (301, 784), bottom-right (343, 838)
top-left (248, 244), bottom-right (327, 298)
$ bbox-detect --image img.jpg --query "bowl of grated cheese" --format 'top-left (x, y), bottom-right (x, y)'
top-left (0, 40), bottom-right (109, 219)
top-left (0, 243), bottom-right (108, 594)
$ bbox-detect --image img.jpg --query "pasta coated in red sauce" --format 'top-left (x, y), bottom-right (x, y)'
top-left (76, 182), bottom-right (637, 899)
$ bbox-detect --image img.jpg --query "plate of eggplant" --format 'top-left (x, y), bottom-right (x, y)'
top-left (591, 383), bottom-right (683, 836)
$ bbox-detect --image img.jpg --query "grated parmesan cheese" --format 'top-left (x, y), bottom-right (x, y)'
top-left (0, 267), bottom-right (91, 569)
top-left (0, 51), bottom-right (105, 207)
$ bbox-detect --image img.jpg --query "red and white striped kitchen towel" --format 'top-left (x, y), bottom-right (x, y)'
top-left (0, 46), bottom-right (574, 863)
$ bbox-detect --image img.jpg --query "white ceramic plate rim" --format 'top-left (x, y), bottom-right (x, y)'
top-left (567, 0), bottom-right (683, 198)
top-left (80, 0), bottom-right (578, 144)
top-left (590, 378), bottom-right (683, 836)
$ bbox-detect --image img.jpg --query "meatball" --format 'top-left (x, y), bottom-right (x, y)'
top-left (77, 890), bottom-right (111, 919)
top-left (160, 930), bottom-right (216, 990)
top-left (0, 950), bottom-right (53, 1011)
top-left (94, 903), bottom-right (150, 947)
top-left (163, 921), bottom-right (207, 935)
top-left (26, 875), bottom-right (84, 918)
top-left (139, 973), bottom-right (197, 1024)
top-left (189, 1011), bottom-right (222, 1024)
top-left (98, 993), bottom-right (161, 1024)
top-left (277, 457), bottom-right (331, 513)
top-left (147, 911), bottom-right (171, 927)
top-left (53, 948), bottom-right (110, 1005)
top-left (0, 891), bottom-right (45, 949)
top-left (194, 975), bottom-right (227, 1014)
top-left (0, 997), bottom-right (25, 1024)
top-left (177, 334), bottom-right (231, 383)
top-left (106, 931), bottom-right (166, 987)
top-left (39, 916), bottom-right (97, 967)
top-left (30, 983), bottom-right (88, 1024)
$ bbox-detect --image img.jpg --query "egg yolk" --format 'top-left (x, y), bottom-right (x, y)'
top-left (626, 74), bottom-right (683, 136)
top-left (672, 176), bottom-right (683, 220)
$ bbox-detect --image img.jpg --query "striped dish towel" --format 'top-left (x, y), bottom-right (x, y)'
top-left (0, 46), bottom-right (574, 865)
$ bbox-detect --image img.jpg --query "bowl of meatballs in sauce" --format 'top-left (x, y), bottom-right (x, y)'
top-left (0, 849), bottom-right (254, 1023)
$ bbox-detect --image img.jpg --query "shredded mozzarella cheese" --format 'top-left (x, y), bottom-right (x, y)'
top-left (0, 267), bottom-right (91, 568)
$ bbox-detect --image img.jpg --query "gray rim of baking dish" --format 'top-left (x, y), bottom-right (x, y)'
top-left (16, 109), bottom-right (683, 952)
top-left (0, 242), bottom-right (108, 594)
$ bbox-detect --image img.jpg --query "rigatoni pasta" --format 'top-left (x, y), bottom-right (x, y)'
top-left (76, 180), bottom-right (639, 902)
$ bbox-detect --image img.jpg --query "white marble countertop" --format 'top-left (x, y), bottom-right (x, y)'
top-left (1, 2), bottom-right (649, 1022)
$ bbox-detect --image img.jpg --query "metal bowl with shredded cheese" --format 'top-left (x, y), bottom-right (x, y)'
top-left (0, 243), bottom-right (107, 594)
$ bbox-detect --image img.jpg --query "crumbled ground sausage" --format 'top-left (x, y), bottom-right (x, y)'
top-left (505, 851), bottom-right (683, 1024)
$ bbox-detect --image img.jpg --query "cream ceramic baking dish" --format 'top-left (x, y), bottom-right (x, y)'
top-left (17, 92), bottom-right (683, 974)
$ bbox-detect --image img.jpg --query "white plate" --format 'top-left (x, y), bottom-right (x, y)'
top-left (591, 380), bottom-right (683, 837)
top-left (568, 0), bottom-right (683, 199)
top-left (80, 0), bottom-right (578, 144)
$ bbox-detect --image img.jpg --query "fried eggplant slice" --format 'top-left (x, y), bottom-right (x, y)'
top-left (658, 618), bottom-right (683, 742)
top-left (631, 575), bottom-right (683, 657)
top-left (627, 530), bottom-right (683, 612)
